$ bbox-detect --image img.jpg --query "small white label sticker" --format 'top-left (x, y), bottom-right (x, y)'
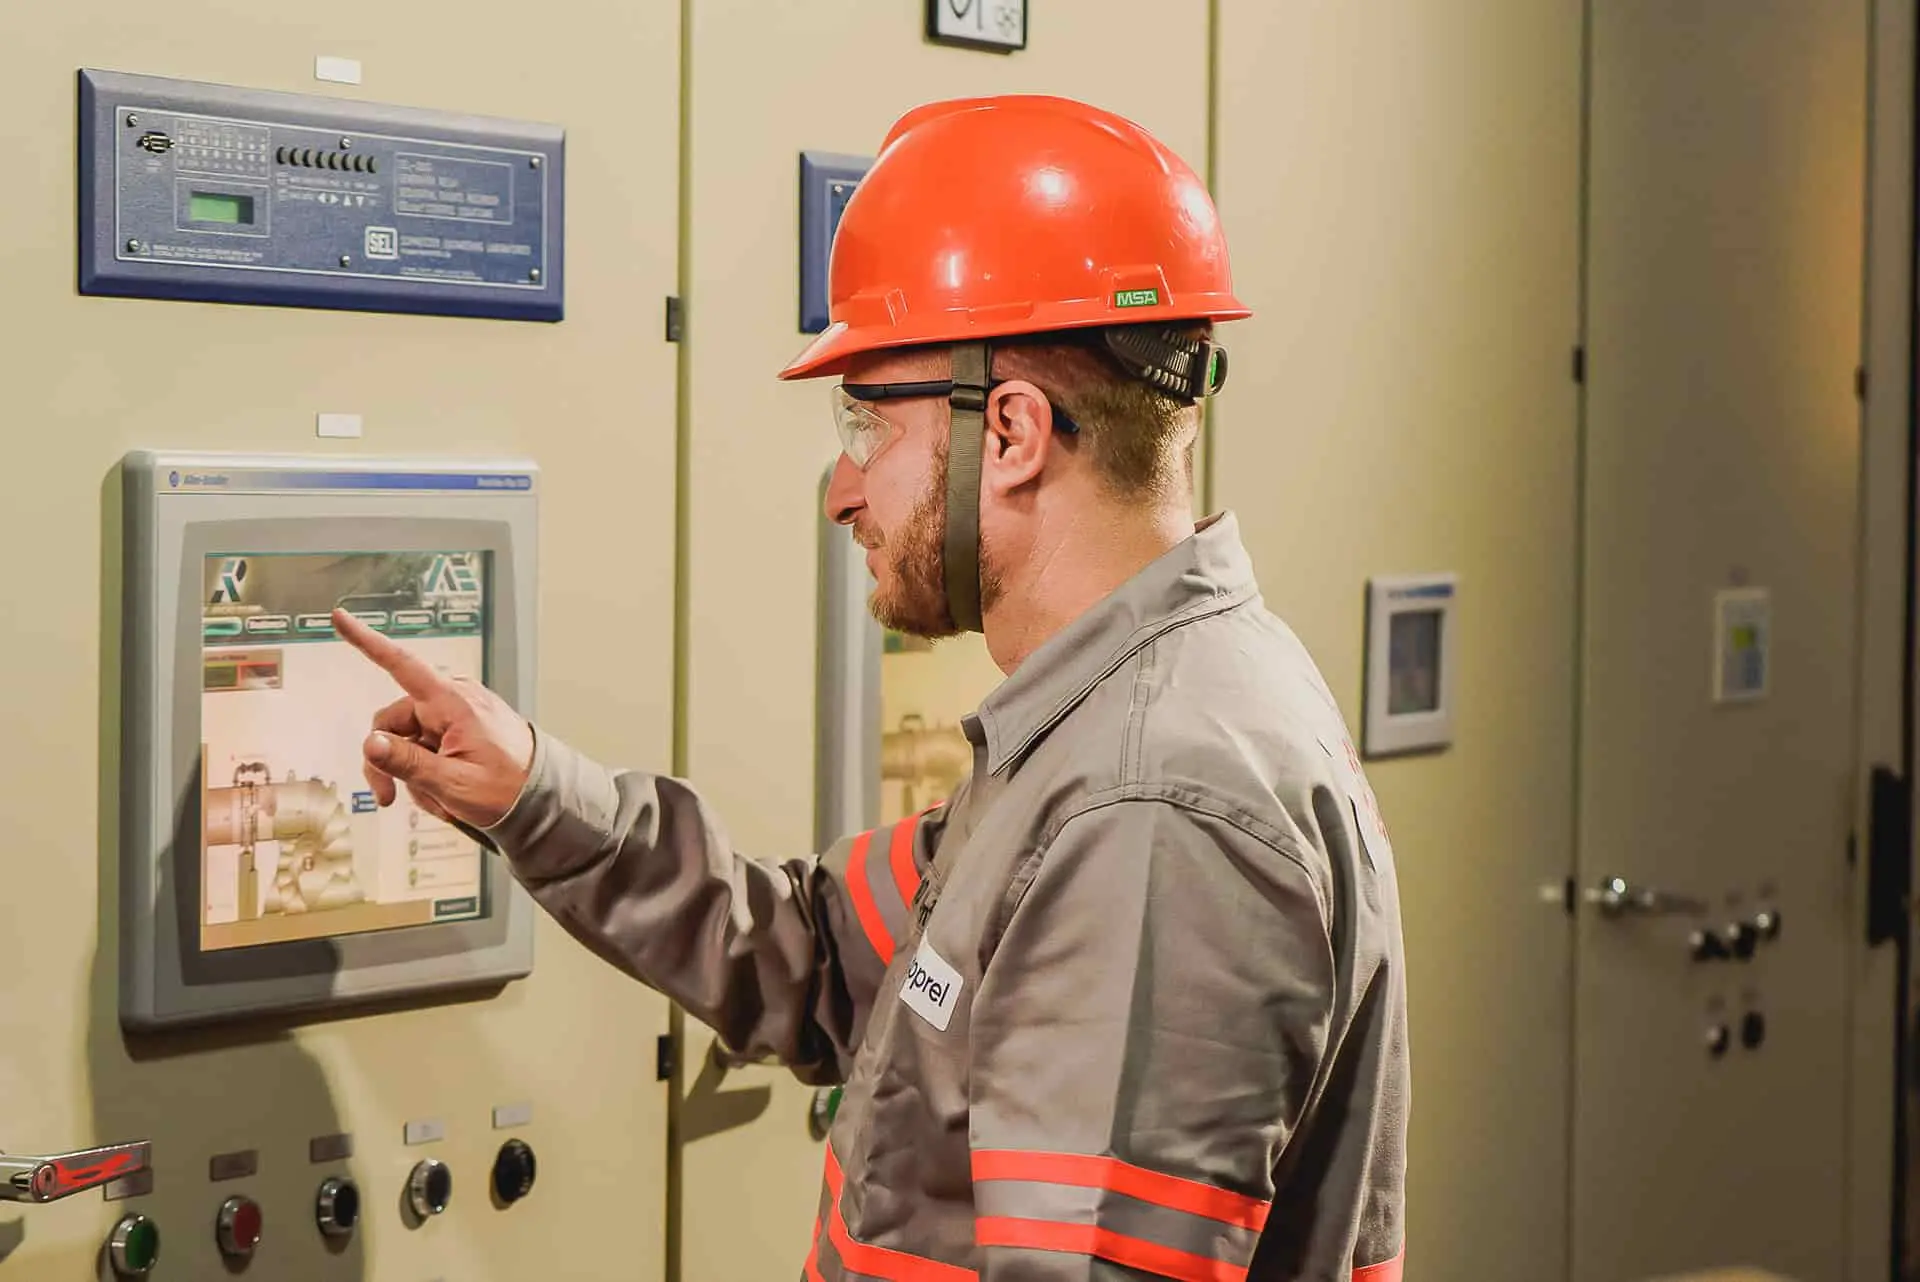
top-left (309, 1133), bottom-right (353, 1163)
top-left (900, 937), bottom-right (964, 1032)
top-left (315, 56), bottom-right (363, 85)
top-left (103, 1170), bottom-right (154, 1202)
top-left (403, 1118), bottom-right (445, 1146)
top-left (208, 1150), bottom-right (258, 1182)
top-left (492, 1102), bottom-right (533, 1130)
top-left (317, 412), bottom-right (362, 439)
top-left (1713, 587), bottom-right (1771, 704)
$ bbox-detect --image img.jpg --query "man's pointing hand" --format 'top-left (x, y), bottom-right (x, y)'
top-left (331, 607), bottom-right (533, 829)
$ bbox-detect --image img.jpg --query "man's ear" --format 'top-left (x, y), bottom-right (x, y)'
top-left (981, 380), bottom-right (1056, 496)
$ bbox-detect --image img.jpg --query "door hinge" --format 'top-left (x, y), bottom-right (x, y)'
top-left (1855, 364), bottom-right (1868, 401)
top-left (665, 296), bottom-right (684, 343)
top-left (1572, 346), bottom-right (1586, 386)
top-left (1867, 765), bottom-right (1910, 946)
top-left (656, 1033), bottom-right (676, 1081)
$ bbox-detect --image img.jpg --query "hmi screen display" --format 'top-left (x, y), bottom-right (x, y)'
top-left (198, 550), bottom-right (490, 952)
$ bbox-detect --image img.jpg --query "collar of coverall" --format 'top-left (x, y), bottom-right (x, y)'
top-left (965, 509), bottom-right (1259, 778)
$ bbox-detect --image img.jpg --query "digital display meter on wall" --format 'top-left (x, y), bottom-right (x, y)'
top-left (1362, 573), bottom-right (1458, 758)
top-left (926, 0), bottom-right (1028, 52)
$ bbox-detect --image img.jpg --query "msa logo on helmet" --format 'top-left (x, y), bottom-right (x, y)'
top-left (1112, 288), bottom-right (1161, 309)
top-left (423, 554), bottom-right (480, 597)
top-left (210, 558), bottom-right (248, 604)
top-left (900, 938), bottom-right (964, 1032)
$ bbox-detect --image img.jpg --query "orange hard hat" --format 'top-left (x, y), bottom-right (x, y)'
top-left (779, 95), bottom-right (1250, 380)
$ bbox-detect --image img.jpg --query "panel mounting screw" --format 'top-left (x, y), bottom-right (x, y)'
top-left (126, 239), bottom-right (142, 254)
top-left (528, 267), bottom-right (541, 283)
top-left (340, 137), bottom-right (353, 149)
top-left (340, 255), bottom-right (352, 267)
top-left (529, 156), bottom-right (542, 169)
top-left (125, 113), bottom-right (138, 127)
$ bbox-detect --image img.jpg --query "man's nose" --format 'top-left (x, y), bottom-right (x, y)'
top-left (824, 453), bottom-right (865, 526)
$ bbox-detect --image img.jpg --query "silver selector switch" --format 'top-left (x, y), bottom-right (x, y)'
top-left (408, 1158), bottom-right (452, 1218)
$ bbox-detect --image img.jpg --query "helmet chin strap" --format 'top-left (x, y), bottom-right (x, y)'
top-left (943, 341), bottom-right (990, 635)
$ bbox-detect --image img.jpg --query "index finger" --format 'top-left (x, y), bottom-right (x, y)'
top-left (331, 607), bottom-right (451, 700)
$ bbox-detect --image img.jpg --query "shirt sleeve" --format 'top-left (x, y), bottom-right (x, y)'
top-left (480, 727), bottom-right (953, 1085)
top-left (966, 797), bottom-right (1336, 1280)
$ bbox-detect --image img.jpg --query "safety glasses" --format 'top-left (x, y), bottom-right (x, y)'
top-left (830, 379), bottom-right (1081, 471)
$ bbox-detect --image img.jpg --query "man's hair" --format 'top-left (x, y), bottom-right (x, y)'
top-left (992, 326), bottom-right (1209, 503)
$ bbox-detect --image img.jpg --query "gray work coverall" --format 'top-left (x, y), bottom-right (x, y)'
top-left (482, 512), bottom-right (1409, 1281)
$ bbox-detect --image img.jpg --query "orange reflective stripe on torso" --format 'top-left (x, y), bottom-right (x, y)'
top-left (971, 1150), bottom-right (1269, 1231)
top-left (1352, 1248), bottom-right (1405, 1282)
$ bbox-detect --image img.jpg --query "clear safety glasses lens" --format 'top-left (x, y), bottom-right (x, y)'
top-left (830, 385), bottom-right (902, 469)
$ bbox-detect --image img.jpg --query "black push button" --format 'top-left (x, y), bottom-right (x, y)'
top-left (491, 1139), bottom-right (537, 1205)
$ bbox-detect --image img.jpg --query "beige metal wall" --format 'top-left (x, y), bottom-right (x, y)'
top-left (1211, 4), bottom-right (1583, 1277)
top-left (0, 5), bottom-right (679, 1279)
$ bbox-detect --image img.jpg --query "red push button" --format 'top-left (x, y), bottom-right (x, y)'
top-left (216, 1195), bottom-right (263, 1258)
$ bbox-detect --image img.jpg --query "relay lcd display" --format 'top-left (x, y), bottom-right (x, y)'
top-left (198, 550), bottom-right (490, 952)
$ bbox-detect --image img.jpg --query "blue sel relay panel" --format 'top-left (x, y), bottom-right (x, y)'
top-left (79, 69), bottom-right (565, 321)
top-left (799, 151), bottom-right (872, 334)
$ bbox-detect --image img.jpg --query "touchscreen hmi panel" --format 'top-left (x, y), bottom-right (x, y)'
top-left (198, 549), bottom-right (490, 952)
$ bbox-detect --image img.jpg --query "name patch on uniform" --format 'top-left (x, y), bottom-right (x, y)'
top-left (901, 938), bottom-right (964, 1032)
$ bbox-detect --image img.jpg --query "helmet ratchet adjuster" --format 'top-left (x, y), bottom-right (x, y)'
top-left (1099, 326), bottom-right (1229, 402)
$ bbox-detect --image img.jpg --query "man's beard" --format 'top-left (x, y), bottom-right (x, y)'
top-left (858, 439), bottom-right (1000, 640)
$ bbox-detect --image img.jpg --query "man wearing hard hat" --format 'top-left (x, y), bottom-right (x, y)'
top-left (336, 95), bottom-right (1408, 1281)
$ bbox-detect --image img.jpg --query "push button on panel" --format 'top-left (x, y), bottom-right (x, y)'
top-left (216, 1194), bottom-right (263, 1259)
top-left (491, 1139), bottom-right (536, 1206)
top-left (108, 1213), bottom-right (160, 1278)
top-left (316, 1176), bottom-right (360, 1239)
top-left (408, 1158), bottom-right (452, 1218)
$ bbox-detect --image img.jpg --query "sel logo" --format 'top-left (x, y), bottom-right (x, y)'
top-left (364, 226), bottom-right (399, 261)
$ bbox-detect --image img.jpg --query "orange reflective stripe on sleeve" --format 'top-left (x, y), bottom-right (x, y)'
top-left (844, 829), bottom-right (897, 963)
top-left (975, 1218), bottom-right (1246, 1282)
top-left (889, 809), bottom-right (926, 907)
top-left (846, 812), bottom-right (935, 967)
top-left (1353, 1247), bottom-right (1405, 1282)
top-left (970, 1150), bottom-right (1269, 1231)
top-left (824, 1144), bottom-right (977, 1282)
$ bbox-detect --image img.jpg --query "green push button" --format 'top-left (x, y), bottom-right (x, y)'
top-left (807, 1085), bottom-right (844, 1141)
top-left (109, 1213), bottom-right (160, 1277)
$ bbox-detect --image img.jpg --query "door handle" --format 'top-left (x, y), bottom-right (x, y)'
top-left (0, 1141), bottom-right (150, 1203)
top-left (1582, 875), bottom-right (1707, 918)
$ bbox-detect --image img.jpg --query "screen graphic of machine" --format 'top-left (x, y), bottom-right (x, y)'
top-left (198, 550), bottom-right (489, 952)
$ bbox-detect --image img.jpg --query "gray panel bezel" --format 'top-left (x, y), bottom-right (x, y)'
top-left (814, 466), bottom-right (881, 851)
top-left (120, 451), bottom-right (538, 1030)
